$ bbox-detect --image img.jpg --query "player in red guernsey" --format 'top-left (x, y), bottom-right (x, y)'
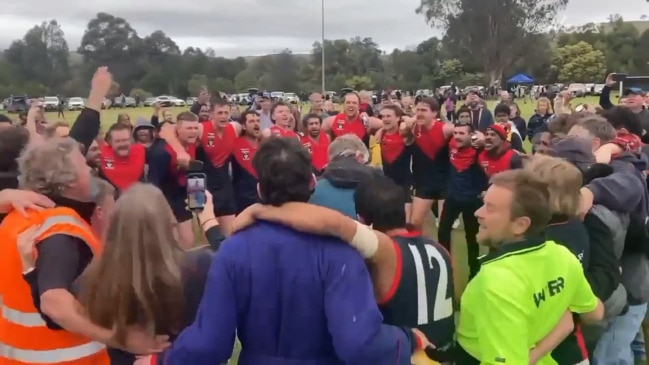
top-left (262, 101), bottom-right (299, 139)
top-left (98, 122), bottom-right (146, 194)
top-left (321, 92), bottom-right (382, 149)
top-left (377, 105), bottom-right (413, 222)
top-left (148, 111), bottom-right (200, 249)
top-left (233, 110), bottom-right (262, 213)
top-left (477, 124), bottom-right (523, 178)
top-left (300, 113), bottom-right (330, 174)
top-left (400, 97), bottom-right (454, 232)
top-left (162, 99), bottom-right (243, 235)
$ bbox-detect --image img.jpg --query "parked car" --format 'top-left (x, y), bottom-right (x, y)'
top-left (593, 84), bottom-right (606, 95)
top-left (270, 91), bottom-right (284, 101)
top-left (154, 95), bottom-right (174, 107)
top-left (43, 96), bottom-right (60, 111)
top-left (6, 96), bottom-right (28, 113)
top-left (143, 97), bottom-right (157, 107)
top-left (567, 83), bottom-right (587, 98)
top-left (284, 93), bottom-right (300, 103)
top-left (67, 97), bottom-right (85, 110)
top-left (125, 97), bottom-right (137, 108)
top-left (585, 83), bottom-right (595, 95)
top-left (170, 97), bottom-right (186, 107)
top-left (186, 97), bottom-right (197, 106)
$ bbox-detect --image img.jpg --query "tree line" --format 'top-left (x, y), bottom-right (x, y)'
top-left (0, 8), bottom-right (648, 99)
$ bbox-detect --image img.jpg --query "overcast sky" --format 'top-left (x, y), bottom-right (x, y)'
top-left (0, 0), bottom-right (646, 57)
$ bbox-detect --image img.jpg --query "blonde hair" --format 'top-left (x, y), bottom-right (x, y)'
top-left (17, 138), bottom-right (80, 195)
top-left (536, 97), bottom-right (554, 115)
top-left (95, 179), bottom-right (115, 203)
top-left (328, 134), bottom-right (370, 162)
top-left (524, 155), bottom-right (582, 217)
top-left (80, 183), bottom-right (186, 345)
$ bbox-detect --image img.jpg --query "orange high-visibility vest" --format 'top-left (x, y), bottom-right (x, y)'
top-left (0, 206), bottom-right (109, 365)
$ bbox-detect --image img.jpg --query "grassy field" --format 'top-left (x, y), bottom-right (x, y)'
top-left (0, 95), bottom-right (605, 363)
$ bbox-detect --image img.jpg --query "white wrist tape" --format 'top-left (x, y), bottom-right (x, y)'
top-left (349, 222), bottom-right (379, 259)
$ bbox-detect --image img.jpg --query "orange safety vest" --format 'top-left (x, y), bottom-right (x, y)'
top-left (0, 207), bottom-right (109, 365)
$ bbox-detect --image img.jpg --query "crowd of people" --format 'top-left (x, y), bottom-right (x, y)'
top-left (0, 65), bottom-right (648, 365)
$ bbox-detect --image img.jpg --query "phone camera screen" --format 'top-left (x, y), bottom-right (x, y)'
top-left (187, 177), bottom-right (206, 210)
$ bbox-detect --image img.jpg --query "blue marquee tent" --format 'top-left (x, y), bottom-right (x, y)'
top-left (507, 73), bottom-right (534, 84)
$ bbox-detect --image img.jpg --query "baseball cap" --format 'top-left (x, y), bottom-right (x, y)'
top-left (260, 91), bottom-right (271, 99)
top-left (486, 124), bottom-right (507, 141)
top-left (623, 87), bottom-right (645, 96)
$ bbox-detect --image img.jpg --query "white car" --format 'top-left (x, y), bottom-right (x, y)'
top-left (43, 96), bottom-right (60, 111)
top-left (170, 97), bottom-right (186, 107)
top-left (284, 93), bottom-right (300, 103)
top-left (186, 97), bottom-right (197, 106)
top-left (270, 91), bottom-right (284, 101)
top-left (67, 97), bottom-right (84, 110)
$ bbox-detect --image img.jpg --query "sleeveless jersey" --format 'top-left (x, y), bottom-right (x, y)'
top-left (269, 125), bottom-right (298, 139)
top-left (379, 233), bottom-right (455, 363)
top-left (381, 130), bottom-right (412, 188)
top-left (301, 133), bottom-right (330, 172)
top-left (201, 121), bottom-right (236, 169)
top-left (411, 120), bottom-right (450, 188)
top-left (232, 137), bottom-right (259, 213)
top-left (98, 143), bottom-right (145, 191)
top-left (330, 113), bottom-right (370, 147)
top-left (478, 148), bottom-right (516, 178)
top-left (164, 142), bottom-right (197, 186)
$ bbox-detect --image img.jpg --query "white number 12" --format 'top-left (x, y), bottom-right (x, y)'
top-left (408, 244), bottom-right (454, 324)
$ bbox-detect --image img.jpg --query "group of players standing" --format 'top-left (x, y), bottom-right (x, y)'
top-left (93, 88), bottom-right (527, 363)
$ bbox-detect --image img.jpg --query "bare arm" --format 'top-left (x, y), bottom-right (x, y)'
top-left (25, 103), bottom-right (43, 144)
top-left (400, 117), bottom-right (414, 145)
top-left (528, 311), bottom-right (574, 365)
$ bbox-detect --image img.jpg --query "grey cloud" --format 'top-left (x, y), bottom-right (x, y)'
top-left (0, 0), bottom-right (646, 57)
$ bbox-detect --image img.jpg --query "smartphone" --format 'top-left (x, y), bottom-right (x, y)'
top-left (187, 173), bottom-right (207, 211)
top-left (612, 73), bottom-right (627, 82)
top-left (187, 160), bottom-right (204, 172)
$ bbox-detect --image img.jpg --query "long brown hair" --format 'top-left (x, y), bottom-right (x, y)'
top-left (79, 183), bottom-right (186, 344)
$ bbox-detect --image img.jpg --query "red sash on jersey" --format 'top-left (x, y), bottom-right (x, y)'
top-left (331, 113), bottom-right (367, 140)
top-left (99, 143), bottom-right (145, 191)
top-left (233, 137), bottom-right (258, 178)
top-left (413, 120), bottom-right (448, 160)
top-left (269, 125), bottom-right (298, 138)
top-left (381, 130), bottom-right (405, 164)
top-left (301, 133), bottom-right (330, 171)
top-left (201, 121), bottom-right (236, 168)
top-left (449, 139), bottom-right (478, 171)
top-left (478, 148), bottom-right (515, 177)
top-left (164, 142), bottom-right (197, 186)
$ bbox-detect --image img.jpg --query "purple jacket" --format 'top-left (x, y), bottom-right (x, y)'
top-left (157, 221), bottom-right (415, 365)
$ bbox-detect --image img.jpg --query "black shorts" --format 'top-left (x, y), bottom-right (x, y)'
top-left (403, 184), bottom-right (413, 203)
top-left (167, 194), bottom-right (193, 223)
top-left (413, 182), bottom-right (445, 200)
top-left (208, 183), bottom-right (237, 217)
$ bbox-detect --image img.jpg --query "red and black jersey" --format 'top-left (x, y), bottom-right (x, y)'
top-left (301, 133), bottom-right (330, 172)
top-left (448, 139), bottom-right (486, 200)
top-left (411, 120), bottom-right (450, 189)
top-left (330, 113), bottom-right (370, 147)
top-left (269, 125), bottom-right (299, 139)
top-left (98, 143), bottom-right (146, 192)
top-left (201, 121), bottom-right (236, 169)
top-left (165, 142), bottom-right (196, 187)
top-left (380, 130), bottom-right (411, 188)
top-left (477, 147), bottom-right (522, 178)
top-left (232, 137), bottom-right (259, 213)
top-left (378, 232), bottom-right (455, 363)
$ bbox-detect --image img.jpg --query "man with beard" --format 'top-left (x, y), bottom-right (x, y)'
top-left (322, 93), bottom-right (382, 148)
top-left (97, 122), bottom-right (147, 194)
top-left (300, 113), bottom-right (330, 174)
top-left (465, 91), bottom-right (494, 131)
top-left (400, 97), bottom-right (454, 232)
top-left (263, 101), bottom-right (298, 139)
top-left (232, 110), bottom-right (262, 213)
top-left (439, 122), bottom-right (487, 279)
top-left (132, 117), bottom-right (155, 148)
top-left (148, 111), bottom-right (201, 249)
top-left (163, 99), bottom-right (242, 236)
top-left (477, 124), bottom-right (523, 178)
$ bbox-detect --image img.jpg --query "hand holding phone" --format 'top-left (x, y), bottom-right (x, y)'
top-left (187, 173), bottom-right (207, 211)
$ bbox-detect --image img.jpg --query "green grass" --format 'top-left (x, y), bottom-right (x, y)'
top-left (0, 95), bottom-right (605, 363)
